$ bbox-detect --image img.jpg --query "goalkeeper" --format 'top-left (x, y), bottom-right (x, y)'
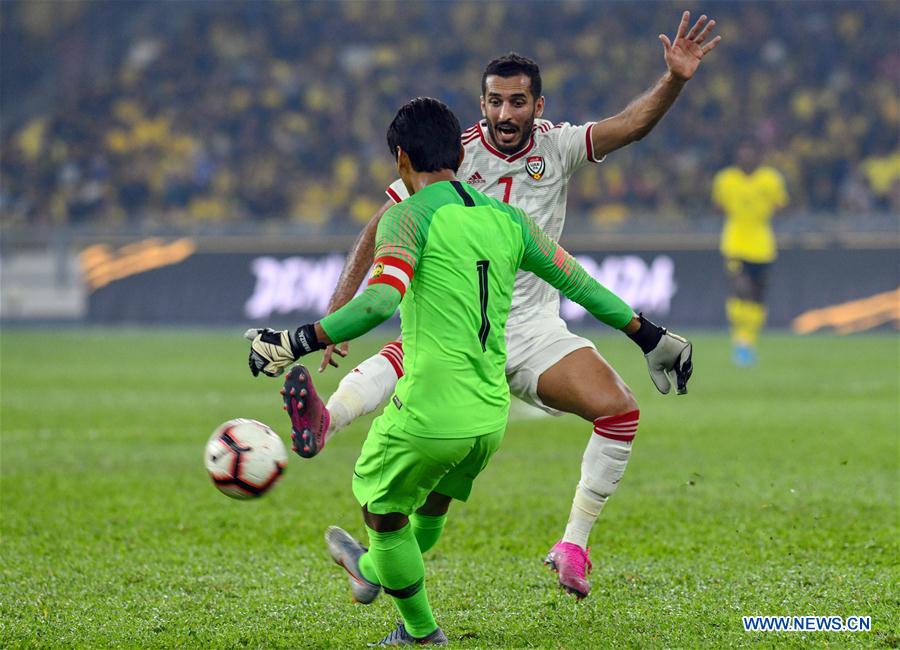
top-left (245, 97), bottom-right (692, 646)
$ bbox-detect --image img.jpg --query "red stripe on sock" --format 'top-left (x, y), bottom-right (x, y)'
top-left (593, 409), bottom-right (639, 441)
top-left (595, 409), bottom-right (640, 427)
top-left (382, 350), bottom-right (403, 370)
top-left (593, 429), bottom-right (635, 442)
top-left (382, 353), bottom-right (403, 378)
top-left (601, 424), bottom-right (639, 433)
top-left (382, 342), bottom-right (403, 362)
top-left (598, 424), bottom-right (639, 433)
top-left (380, 342), bottom-right (404, 378)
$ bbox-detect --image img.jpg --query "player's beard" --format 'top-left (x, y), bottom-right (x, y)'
top-left (487, 112), bottom-right (535, 155)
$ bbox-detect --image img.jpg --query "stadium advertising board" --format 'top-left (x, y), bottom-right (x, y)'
top-left (85, 247), bottom-right (899, 332)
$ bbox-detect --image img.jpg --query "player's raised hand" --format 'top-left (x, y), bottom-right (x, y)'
top-left (659, 11), bottom-right (721, 82)
top-left (645, 329), bottom-right (693, 395)
top-left (626, 314), bottom-right (693, 395)
top-left (318, 342), bottom-right (349, 373)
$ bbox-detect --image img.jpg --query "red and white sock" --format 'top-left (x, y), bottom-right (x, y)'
top-left (325, 341), bottom-right (404, 437)
top-left (562, 409), bottom-right (639, 548)
top-left (378, 341), bottom-right (404, 379)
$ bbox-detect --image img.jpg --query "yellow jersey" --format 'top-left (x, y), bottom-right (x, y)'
top-left (712, 166), bottom-right (788, 263)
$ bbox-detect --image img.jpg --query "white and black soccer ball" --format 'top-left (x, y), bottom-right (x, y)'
top-left (205, 418), bottom-right (288, 499)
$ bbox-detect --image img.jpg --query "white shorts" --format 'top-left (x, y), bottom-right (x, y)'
top-left (505, 315), bottom-right (596, 416)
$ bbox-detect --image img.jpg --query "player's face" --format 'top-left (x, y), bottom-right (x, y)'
top-left (737, 144), bottom-right (760, 173)
top-left (481, 74), bottom-right (545, 154)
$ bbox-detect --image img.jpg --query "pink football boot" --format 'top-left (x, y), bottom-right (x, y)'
top-left (281, 365), bottom-right (331, 458)
top-left (544, 540), bottom-right (592, 599)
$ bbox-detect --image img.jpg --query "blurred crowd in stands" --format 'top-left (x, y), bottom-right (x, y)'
top-left (1, 0), bottom-right (898, 232)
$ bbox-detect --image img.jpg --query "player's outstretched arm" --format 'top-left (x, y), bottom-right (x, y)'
top-left (246, 202), bottom-right (421, 378)
top-left (244, 281), bottom-right (402, 378)
top-left (318, 198), bottom-right (395, 372)
top-left (590, 11), bottom-right (721, 158)
top-left (517, 213), bottom-right (693, 394)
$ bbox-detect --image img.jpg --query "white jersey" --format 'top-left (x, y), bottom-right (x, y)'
top-left (387, 118), bottom-right (603, 322)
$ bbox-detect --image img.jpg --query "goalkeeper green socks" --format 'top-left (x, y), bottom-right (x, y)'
top-left (411, 512), bottom-right (447, 554)
top-left (357, 513), bottom-right (446, 584)
top-left (358, 549), bottom-right (379, 585)
top-left (365, 524), bottom-right (437, 639)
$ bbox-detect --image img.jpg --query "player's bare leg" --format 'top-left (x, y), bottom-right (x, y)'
top-left (537, 347), bottom-right (639, 599)
top-left (726, 260), bottom-right (767, 367)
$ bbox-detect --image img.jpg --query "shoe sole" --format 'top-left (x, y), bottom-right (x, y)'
top-left (326, 527), bottom-right (380, 604)
top-left (282, 366), bottom-right (321, 458)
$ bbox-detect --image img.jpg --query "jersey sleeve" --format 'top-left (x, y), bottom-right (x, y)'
top-left (514, 210), bottom-right (633, 329)
top-left (553, 122), bottom-right (604, 177)
top-left (318, 283), bottom-right (401, 344)
top-left (711, 170), bottom-right (728, 207)
top-left (319, 202), bottom-right (425, 343)
top-left (385, 179), bottom-right (410, 204)
top-left (369, 200), bottom-right (426, 293)
top-left (765, 168), bottom-right (789, 209)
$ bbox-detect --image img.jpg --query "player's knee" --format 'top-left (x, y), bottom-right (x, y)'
top-left (749, 279), bottom-right (766, 303)
top-left (363, 507), bottom-right (408, 533)
top-left (597, 382), bottom-right (638, 419)
top-left (733, 275), bottom-right (754, 301)
top-left (573, 377), bottom-right (637, 421)
top-left (416, 491), bottom-right (452, 517)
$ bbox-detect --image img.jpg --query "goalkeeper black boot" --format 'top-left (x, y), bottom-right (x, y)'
top-left (371, 622), bottom-right (448, 646)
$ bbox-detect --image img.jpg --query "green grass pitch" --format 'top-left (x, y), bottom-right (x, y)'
top-left (1, 330), bottom-right (897, 648)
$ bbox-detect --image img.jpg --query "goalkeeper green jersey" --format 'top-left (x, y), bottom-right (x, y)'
top-left (321, 180), bottom-right (633, 438)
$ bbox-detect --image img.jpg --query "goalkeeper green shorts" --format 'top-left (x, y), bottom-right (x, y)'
top-left (352, 415), bottom-right (505, 515)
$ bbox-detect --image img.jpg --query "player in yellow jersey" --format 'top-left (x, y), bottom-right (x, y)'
top-left (712, 140), bottom-right (788, 366)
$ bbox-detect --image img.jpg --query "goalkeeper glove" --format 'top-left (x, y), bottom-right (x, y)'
top-left (244, 324), bottom-right (324, 377)
top-left (627, 314), bottom-right (693, 395)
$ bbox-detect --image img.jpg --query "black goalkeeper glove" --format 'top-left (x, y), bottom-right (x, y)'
top-left (627, 314), bottom-right (693, 395)
top-left (244, 324), bottom-right (324, 377)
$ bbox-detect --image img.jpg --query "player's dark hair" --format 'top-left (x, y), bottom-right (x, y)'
top-left (386, 97), bottom-right (462, 173)
top-left (482, 53), bottom-right (542, 100)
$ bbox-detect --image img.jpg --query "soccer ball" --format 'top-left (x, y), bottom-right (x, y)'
top-left (205, 418), bottom-right (288, 499)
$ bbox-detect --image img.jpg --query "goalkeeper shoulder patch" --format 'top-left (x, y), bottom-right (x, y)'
top-left (368, 256), bottom-right (413, 298)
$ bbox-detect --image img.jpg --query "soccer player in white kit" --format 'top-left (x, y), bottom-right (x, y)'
top-left (296, 12), bottom-right (719, 599)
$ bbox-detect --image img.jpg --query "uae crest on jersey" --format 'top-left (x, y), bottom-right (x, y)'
top-left (526, 155), bottom-right (545, 180)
